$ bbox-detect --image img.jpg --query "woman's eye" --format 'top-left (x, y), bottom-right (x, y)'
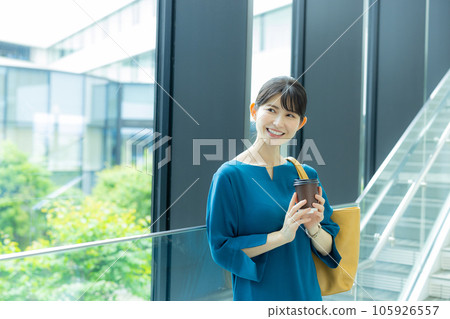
top-left (267, 108), bottom-right (275, 112)
top-left (287, 114), bottom-right (295, 118)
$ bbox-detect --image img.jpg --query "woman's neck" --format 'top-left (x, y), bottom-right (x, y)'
top-left (246, 139), bottom-right (284, 166)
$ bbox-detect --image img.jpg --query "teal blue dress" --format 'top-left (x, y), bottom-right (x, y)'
top-left (206, 159), bottom-right (341, 301)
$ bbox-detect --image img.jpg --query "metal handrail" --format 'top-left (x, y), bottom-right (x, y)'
top-left (0, 199), bottom-right (361, 262)
top-left (400, 192), bottom-right (450, 301)
top-left (358, 120), bottom-right (450, 270)
top-left (0, 225), bottom-right (206, 262)
top-left (0, 201), bottom-right (360, 262)
top-left (333, 202), bottom-right (359, 209)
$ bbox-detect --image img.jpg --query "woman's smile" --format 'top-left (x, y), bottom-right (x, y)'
top-left (266, 127), bottom-right (285, 137)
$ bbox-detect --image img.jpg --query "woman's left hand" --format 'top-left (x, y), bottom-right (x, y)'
top-left (303, 186), bottom-right (325, 231)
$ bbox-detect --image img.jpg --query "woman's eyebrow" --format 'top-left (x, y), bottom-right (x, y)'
top-left (266, 104), bottom-right (296, 114)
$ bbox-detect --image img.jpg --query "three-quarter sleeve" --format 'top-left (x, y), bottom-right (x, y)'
top-left (206, 171), bottom-right (269, 282)
top-left (303, 165), bottom-right (342, 269)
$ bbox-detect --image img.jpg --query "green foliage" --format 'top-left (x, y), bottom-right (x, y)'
top-left (0, 191), bottom-right (152, 301)
top-left (92, 166), bottom-right (152, 222)
top-left (0, 232), bottom-right (20, 255)
top-left (0, 143), bottom-right (153, 300)
top-left (0, 141), bottom-right (53, 248)
top-left (43, 197), bottom-right (150, 244)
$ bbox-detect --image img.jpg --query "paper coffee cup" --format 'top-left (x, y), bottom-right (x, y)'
top-left (293, 178), bottom-right (319, 208)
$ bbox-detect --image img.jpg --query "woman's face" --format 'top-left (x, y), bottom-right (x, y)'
top-left (253, 93), bottom-right (303, 146)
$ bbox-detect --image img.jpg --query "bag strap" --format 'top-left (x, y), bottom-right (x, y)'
top-left (286, 156), bottom-right (309, 180)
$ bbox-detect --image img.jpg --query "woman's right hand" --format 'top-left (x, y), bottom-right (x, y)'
top-left (279, 192), bottom-right (311, 244)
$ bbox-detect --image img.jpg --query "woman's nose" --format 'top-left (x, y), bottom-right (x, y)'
top-left (273, 115), bottom-right (283, 126)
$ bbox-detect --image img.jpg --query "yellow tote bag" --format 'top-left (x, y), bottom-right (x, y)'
top-left (286, 157), bottom-right (360, 296)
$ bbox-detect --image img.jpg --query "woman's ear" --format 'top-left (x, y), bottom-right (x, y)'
top-left (297, 116), bottom-right (307, 130)
top-left (250, 103), bottom-right (257, 120)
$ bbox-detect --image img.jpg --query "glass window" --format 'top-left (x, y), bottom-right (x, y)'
top-left (6, 68), bottom-right (49, 124)
top-left (109, 10), bottom-right (121, 35)
top-left (85, 77), bottom-right (108, 125)
top-left (251, 2), bottom-right (293, 102)
top-left (92, 21), bottom-right (103, 43)
top-left (252, 15), bottom-right (263, 54)
top-left (249, 1), bottom-right (293, 152)
top-left (132, 1), bottom-right (140, 25)
top-left (50, 72), bottom-right (83, 115)
top-left (47, 73), bottom-right (84, 175)
top-left (136, 51), bottom-right (155, 83)
top-left (139, 0), bottom-right (154, 24)
top-left (121, 5), bottom-right (134, 31)
top-left (0, 0), bottom-right (156, 300)
top-left (72, 32), bottom-right (83, 52)
top-left (0, 67), bottom-right (5, 126)
top-left (84, 77), bottom-right (109, 174)
top-left (121, 83), bottom-right (154, 120)
top-left (261, 7), bottom-right (292, 51)
top-left (0, 1), bottom-right (157, 297)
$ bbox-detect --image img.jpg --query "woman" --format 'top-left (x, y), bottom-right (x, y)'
top-left (206, 76), bottom-right (341, 301)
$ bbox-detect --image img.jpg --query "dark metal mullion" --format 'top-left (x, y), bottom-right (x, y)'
top-left (364, 0), bottom-right (380, 186)
top-left (151, 0), bottom-right (174, 301)
top-left (289, 0), bottom-right (306, 158)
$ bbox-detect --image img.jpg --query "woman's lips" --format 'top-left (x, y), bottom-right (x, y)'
top-left (266, 128), bottom-right (285, 138)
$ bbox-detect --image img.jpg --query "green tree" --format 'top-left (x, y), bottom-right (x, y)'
top-left (92, 166), bottom-right (152, 222)
top-left (0, 197), bottom-right (151, 301)
top-left (0, 143), bottom-right (153, 300)
top-left (0, 141), bottom-right (53, 249)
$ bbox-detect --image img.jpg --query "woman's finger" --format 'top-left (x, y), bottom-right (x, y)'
top-left (288, 200), bottom-right (306, 217)
top-left (315, 193), bottom-right (325, 205)
top-left (300, 217), bottom-right (311, 224)
top-left (291, 199), bottom-right (307, 212)
top-left (287, 193), bottom-right (297, 213)
top-left (291, 207), bottom-right (312, 221)
top-left (312, 202), bottom-right (324, 212)
top-left (302, 209), bottom-right (323, 220)
top-left (310, 210), bottom-right (324, 223)
top-left (289, 214), bottom-right (311, 226)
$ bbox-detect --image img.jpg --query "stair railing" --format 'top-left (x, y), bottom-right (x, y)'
top-left (358, 121), bottom-right (450, 271)
top-left (399, 193), bottom-right (450, 301)
top-left (357, 70), bottom-right (450, 233)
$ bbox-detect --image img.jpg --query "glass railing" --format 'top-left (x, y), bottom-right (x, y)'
top-left (358, 73), bottom-right (450, 231)
top-left (0, 235), bottom-right (152, 300)
top-left (324, 69), bottom-right (450, 301)
top-left (0, 226), bottom-right (231, 301)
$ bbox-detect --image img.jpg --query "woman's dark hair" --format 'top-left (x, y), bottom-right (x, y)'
top-left (255, 76), bottom-right (307, 119)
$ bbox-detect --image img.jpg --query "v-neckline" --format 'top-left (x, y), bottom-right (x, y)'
top-left (233, 160), bottom-right (289, 181)
top-left (265, 167), bottom-right (274, 181)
